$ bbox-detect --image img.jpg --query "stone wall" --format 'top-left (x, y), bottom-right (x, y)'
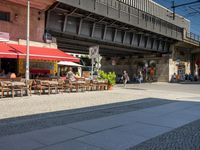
top-left (156, 58), bottom-right (169, 82)
top-left (169, 46), bottom-right (191, 81)
top-left (7, 39), bottom-right (57, 48)
top-left (101, 55), bottom-right (170, 82)
top-left (0, 1), bottom-right (45, 42)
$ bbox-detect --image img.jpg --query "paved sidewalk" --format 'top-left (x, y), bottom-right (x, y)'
top-left (0, 83), bottom-right (200, 150)
top-left (1, 101), bottom-right (200, 150)
top-left (0, 83), bottom-right (200, 119)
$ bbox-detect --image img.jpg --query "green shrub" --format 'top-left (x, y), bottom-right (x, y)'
top-left (98, 70), bottom-right (116, 86)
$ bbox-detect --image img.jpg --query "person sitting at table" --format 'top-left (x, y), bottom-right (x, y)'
top-left (7, 72), bottom-right (11, 78)
top-left (0, 69), bottom-right (6, 77)
top-left (43, 73), bottom-right (50, 78)
top-left (66, 67), bottom-right (76, 81)
top-left (16, 73), bottom-right (22, 77)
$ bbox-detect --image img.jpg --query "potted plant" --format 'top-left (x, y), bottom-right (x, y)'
top-left (98, 70), bottom-right (116, 90)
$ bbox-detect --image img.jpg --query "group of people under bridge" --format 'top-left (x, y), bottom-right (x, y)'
top-left (120, 67), bottom-right (156, 87)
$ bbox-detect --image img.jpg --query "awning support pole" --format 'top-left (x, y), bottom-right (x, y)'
top-left (25, 0), bottom-right (30, 81)
top-left (91, 58), bottom-right (94, 79)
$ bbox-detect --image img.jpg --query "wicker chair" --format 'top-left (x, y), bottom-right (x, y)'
top-left (91, 79), bottom-right (99, 91)
top-left (85, 79), bottom-right (92, 91)
top-left (34, 80), bottom-right (50, 95)
top-left (63, 79), bottom-right (71, 93)
top-left (0, 81), bottom-right (12, 98)
top-left (23, 80), bottom-right (33, 96)
top-left (67, 78), bottom-right (86, 92)
top-left (76, 78), bottom-right (86, 92)
top-left (98, 80), bottom-right (108, 90)
top-left (11, 84), bottom-right (24, 98)
top-left (57, 79), bottom-right (64, 93)
top-left (68, 79), bottom-right (78, 92)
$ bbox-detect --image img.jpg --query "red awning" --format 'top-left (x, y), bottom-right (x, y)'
top-left (0, 43), bottom-right (79, 62)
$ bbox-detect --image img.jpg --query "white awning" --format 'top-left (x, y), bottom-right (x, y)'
top-left (58, 61), bottom-right (82, 67)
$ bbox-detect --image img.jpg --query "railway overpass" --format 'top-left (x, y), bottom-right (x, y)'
top-left (45, 0), bottom-right (200, 81)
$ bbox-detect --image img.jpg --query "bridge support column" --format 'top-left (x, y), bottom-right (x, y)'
top-left (169, 45), bottom-right (177, 82)
top-left (169, 44), bottom-right (191, 82)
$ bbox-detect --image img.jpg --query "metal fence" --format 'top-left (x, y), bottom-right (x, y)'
top-left (186, 32), bottom-right (200, 42)
top-left (97, 0), bottom-right (189, 30)
top-left (96, 0), bottom-right (182, 36)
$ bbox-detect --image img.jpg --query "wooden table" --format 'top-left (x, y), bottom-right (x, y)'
top-left (40, 80), bottom-right (58, 94)
top-left (2, 81), bottom-right (26, 98)
top-left (40, 80), bottom-right (58, 85)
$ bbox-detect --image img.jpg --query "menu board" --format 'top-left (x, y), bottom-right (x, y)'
top-left (23, 60), bottom-right (54, 70)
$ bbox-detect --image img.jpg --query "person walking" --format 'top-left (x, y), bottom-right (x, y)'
top-left (122, 70), bottom-right (129, 87)
top-left (150, 67), bottom-right (154, 82)
top-left (137, 71), bottom-right (143, 84)
top-left (66, 67), bottom-right (76, 81)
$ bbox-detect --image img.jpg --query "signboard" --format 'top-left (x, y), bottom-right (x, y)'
top-left (89, 45), bottom-right (99, 59)
top-left (0, 32), bottom-right (9, 42)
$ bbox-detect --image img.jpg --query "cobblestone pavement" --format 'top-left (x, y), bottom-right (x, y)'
top-left (128, 118), bottom-right (200, 150)
top-left (0, 98), bottom-right (173, 137)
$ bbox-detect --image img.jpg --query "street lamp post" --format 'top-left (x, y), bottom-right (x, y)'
top-left (25, 0), bottom-right (30, 81)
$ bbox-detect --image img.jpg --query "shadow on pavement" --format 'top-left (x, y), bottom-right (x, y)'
top-left (0, 98), bottom-right (199, 138)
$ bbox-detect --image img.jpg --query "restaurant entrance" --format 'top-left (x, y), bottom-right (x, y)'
top-left (1, 58), bottom-right (18, 74)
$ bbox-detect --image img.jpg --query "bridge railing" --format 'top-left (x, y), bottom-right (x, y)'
top-left (96, 0), bottom-right (183, 40)
top-left (186, 32), bottom-right (200, 42)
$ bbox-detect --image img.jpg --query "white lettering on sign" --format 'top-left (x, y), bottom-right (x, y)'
top-left (89, 45), bottom-right (99, 59)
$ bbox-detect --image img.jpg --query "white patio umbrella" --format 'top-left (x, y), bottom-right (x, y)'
top-left (57, 61), bottom-right (82, 77)
top-left (57, 61), bottom-right (82, 67)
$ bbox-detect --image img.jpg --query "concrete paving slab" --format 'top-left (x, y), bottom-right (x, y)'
top-left (66, 108), bottom-right (164, 134)
top-left (113, 110), bottom-right (162, 122)
top-left (182, 105), bottom-right (200, 117)
top-left (0, 134), bottom-right (44, 150)
top-left (138, 110), bottom-right (200, 128)
top-left (116, 122), bottom-right (172, 138)
top-left (94, 112), bottom-right (157, 127)
top-left (77, 128), bottom-right (146, 150)
top-left (24, 125), bottom-right (89, 145)
top-left (38, 140), bottom-right (103, 150)
top-left (67, 116), bottom-right (125, 133)
top-left (139, 102), bottom-right (198, 116)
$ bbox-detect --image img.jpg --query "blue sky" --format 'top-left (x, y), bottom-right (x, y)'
top-left (154, 0), bottom-right (200, 35)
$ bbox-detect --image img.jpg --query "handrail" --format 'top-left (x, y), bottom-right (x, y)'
top-left (186, 32), bottom-right (200, 42)
top-left (96, 0), bottom-right (183, 34)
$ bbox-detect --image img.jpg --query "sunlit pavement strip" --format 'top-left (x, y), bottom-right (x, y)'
top-left (1, 101), bottom-right (200, 150)
top-left (0, 84), bottom-right (200, 120)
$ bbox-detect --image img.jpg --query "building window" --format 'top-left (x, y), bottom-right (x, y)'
top-left (145, 14), bottom-right (149, 21)
top-left (142, 13), bottom-right (145, 19)
top-left (152, 18), bottom-right (155, 24)
top-left (0, 11), bottom-right (10, 22)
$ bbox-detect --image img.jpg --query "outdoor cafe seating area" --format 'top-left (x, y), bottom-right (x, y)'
top-left (0, 77), bottom-right (109, 98)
